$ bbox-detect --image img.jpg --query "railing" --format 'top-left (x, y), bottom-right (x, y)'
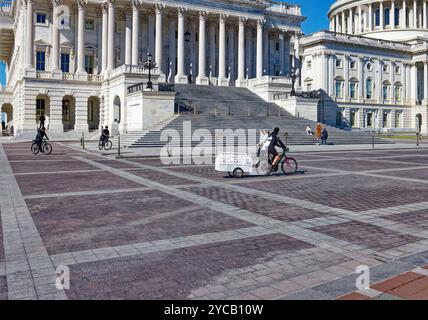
top-left (36, 71), bottom-right (51, 79)
top-left (88, 74), bottom-right (103, 82)
top-left (268, 2), bottom-right (302, 16)
top-left (127, 82), bottom-right (146, 94)
top-left (62, 73), bottom-right (75, 80)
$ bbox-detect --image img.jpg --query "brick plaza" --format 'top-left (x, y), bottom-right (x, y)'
top-left (1, 143), bottom-right (428, 300)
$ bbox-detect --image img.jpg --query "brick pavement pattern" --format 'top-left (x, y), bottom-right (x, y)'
top-left (1, 142), bottom-right (428, 300)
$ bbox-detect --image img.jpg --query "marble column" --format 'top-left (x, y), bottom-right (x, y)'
top-left (279, 31), bottom-right (285, 76)
top-left (236, 16), bottom-right (247, 87)
top-left (76, 0), bottom-right (87, 78)
top-left (107, 0), bottom-right (116, 71)
top-left (403, 0), bottom-right (407, 28)
top-left (175, 7), bottom-right (187, 83)
top-left (348, 8), bottom-right (354, 34)
top-left (358, 6), bottom-right (362, 33)
top-left (380, 1), bottom-right (384, 30)
top-left (262, 28), bottom-right (268, 75)
top-left (196, 11), bottom-right (208, 85)
top-left (424, 62), bottom-right (428, 103)
top-left (26, 0), bottom-right (34, 69)
top-left (101, 4), bottom-right (108, 72)
top-left (424, 0), bottom-right (427, 28)
top-left (256, 19), bottom-right (264, 79)
top-left (168, 15), bottom-right (176, 80)
top-left (155, 4), bottom-right (164, 75)
top-left (51, 0), bottom-right (61, 77)
top-left (131, 1), bottom-right (140, 66)
top-left (209, 23), bottom-right (216, 78)
top-left (368, 4), bottom-right (373, 31)
top-left (125, 13), bottom-right (132, 65)
top-left (358, 57), bottom-right (364, 100)
top-left (342, 11), bottom-right (346, 33)
top-left (414, 0), bottom-right (418, 28)
top-left (147, 11), bottom-right (155, 56)
top-left (218, 14), bottom-right (228, 85)
top-left (246, 27), bottom-right (253, 79)
top-left (391, 0), bottom-right (396, 28)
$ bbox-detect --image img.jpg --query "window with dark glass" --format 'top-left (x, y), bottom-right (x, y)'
top-left (36, 13), bottom-right (46, 24)
top-left (36, 51), bottom-right (46, 71)
top-left (85, 55), bottom-right (94, 74)
top-left (61, 53), bottom-right (70, 73)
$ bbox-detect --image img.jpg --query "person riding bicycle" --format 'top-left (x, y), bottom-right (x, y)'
top-left (268, 127), bottom-right (287, 172)
top-left (100, 126), bottom-right (110, 144)
top-left (35, 127), bottom-right (49, 152)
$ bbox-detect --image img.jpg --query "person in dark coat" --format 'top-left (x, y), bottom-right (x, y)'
top-left (39, 114), bottom-right (46, 129)
top-left (321, 128), bottom-right (329, 145)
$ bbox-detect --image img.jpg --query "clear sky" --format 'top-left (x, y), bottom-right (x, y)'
top-left (0, 0), bottom-right (334, 86)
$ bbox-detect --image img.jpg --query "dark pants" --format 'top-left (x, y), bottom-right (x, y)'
top-left (321, 139), bottom-right (327, 145)
top-left (36, 139), bottom-right (43, 152)
top-left (39, 121), bottom-right (45, 129)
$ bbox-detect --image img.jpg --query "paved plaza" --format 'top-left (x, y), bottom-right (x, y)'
top-left (1, 142), bottom-right (428, 300)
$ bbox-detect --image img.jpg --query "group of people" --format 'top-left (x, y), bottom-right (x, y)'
top-left (306, 123), bottom-right (329, 145)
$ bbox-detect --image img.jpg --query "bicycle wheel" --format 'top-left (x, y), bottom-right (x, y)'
top-left (43, 143), bottom-right (53, 155)
top-left (105, 140), bottom-right (113, 151)
top-left (31, 143), bottom-right (39, 155)
top-left (282, 157), bottom-right (298, 175)
top-left (98, 141), bottom-right (104, 151)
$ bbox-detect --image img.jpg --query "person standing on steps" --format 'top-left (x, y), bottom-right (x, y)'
top-left (321, 128), bottom-right (329, 145)
top-left (315, 123), bottom-right (322, 144)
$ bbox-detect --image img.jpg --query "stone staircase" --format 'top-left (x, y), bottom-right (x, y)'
top-left (125, 84), bottom-right (392, 148)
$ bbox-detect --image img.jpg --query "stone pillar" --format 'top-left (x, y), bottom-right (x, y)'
top-left (403, 0), bottom-right (407, 28)
top-left (424, 62), bottom-right (428, 103)
top-left (155, 4), bottom-right (164, 75)
top-left (294, 32), bottom-right (301, 86)
top-left (411, 63), bottom-right (417, 102)
top-left (358, 6), bottom-right (362, 33)
top-left (256, 19), bottom-right (264, 79)
top-left (342, 11), bottom-right (346, 33)
top-left (218, 14), bottom-right (228, 85)
top-left (246, 28), bottom-right (253, 79)
top-left (209, 23), bottom-right (216, 78)
top-left (175, 7), bottom-right (187, 83)
top-left (380, 1), bottom-right (384, 30)
top-left (424, 0), bottom-right (427, 28)
top-left (414, 0), bottom-right (418, 28)
top-left (76, 0), bottom-right (87, 78)
top-left (26, 0), bottom-right (34, 69)
top-left (368, 4), bottom-right (373, 31)
top-left (348, 8), bottom-right (353, 34)
top-left (279, 31), bottom-right (285, 76)
top-left (378, 59), bottom-right (383, 101)
top-left (196, 11), bottom-right (208, 85)
top-left (321, 52), bottom-right (328, 91)
top-left (328, 54), bottom-right (334, 95)
top-left (391, 0), bottom-right (396, 28)
top-left (107, 0), bottom-right (116, 71)
top-left (344, 55), bottom-right (349, 98)
top-left (131, 1), bottom-right (140, 66)
top-left (101, 4), bottom-right (108, 72)
top-left (236, 16), bottom-right (247, 87)
top-left (284, 33), bottom-right (291, 76)
top-left (403, 63), bottom-right (408, 101)
top-left (125, 13), bottom-right (132, 65)
top-left (358, 57), bottom-right (364, 100)
top-left (168, 14), bottom-right (176, 80)
top-left (51, 0), bottom-right (61, 76)
top-left (74, 95), bottom-right (89, 132)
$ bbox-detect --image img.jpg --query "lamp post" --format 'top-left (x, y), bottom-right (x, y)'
top-left (143, 52), bottom-right (157, 90)
top-left (290, 66), bottom-right (297, 96)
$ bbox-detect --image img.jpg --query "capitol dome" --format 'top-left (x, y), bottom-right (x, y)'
top-left (328, 0), bottom-right (428, 42)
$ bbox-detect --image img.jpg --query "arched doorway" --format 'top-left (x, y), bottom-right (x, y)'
top-left (62, 95), bottom-right (76, 131)
top-left (416, 114), bottom-right (423, 132)
top-left (35, 95), bottom-right (50, 128)
top-left (1, 103), bottom-right (13, 135)
top-left (88, 96), bottom-right (100, 131)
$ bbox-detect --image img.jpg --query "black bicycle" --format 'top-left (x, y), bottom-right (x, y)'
top-left (99, 136), bottom-right (113, 151)
top-left (31, 139), bottom-right (52, 155)
top-left (256, 147), bottom-right (298, 176)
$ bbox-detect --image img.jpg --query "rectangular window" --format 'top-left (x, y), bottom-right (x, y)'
top-left (383, 64), bottom-right (389, 73)
top-left (36, 51), bottom-right (46, 71)
top-left (350, 82), bottom-right (356, 99)
top-left (375, 10), bottom-right (380, 26)
top-left (383, 112), bottom-right (389, 128)
top-left (36, 13), bottom-right (46, 24)
top-left (307, 60), bottom-right (312, 69)
top-left (85, 55), bottom-right (94, 74)
top-left (350, 110), bottom-right (357, 127)
top-left (385, 9), bottom-right (390, 26)
top-left (367, 113), bottom-right (373, 128)
top-left (335, 80), bottom-right (343, 98)
top-left (336, 59), bottom-right (342, 68)
top-left (61, 53), bottom-right (70, 73)
top-left (62, 100), bottom-right (70, 121)
top-left (395, 86), bottom-right (402, 101)
top-left (395, 66), bottom-right (401, 74)
top-left (383, 85), bottom-right (389, 100)
top-left (395, 112), bottom-right (402, 128)
top-left (85, 19), bottom-right (95, 31)
top-left (350, 60), bottom-right (356, 69)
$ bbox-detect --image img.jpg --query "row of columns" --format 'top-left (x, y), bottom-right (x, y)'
top-left (330, 0), bottom-right (428, 34)
top-left (24, 0), bottom-right (297, 85)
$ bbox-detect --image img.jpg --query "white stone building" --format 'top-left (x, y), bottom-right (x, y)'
top-left (301, 0), bottom-right (428, 134)
top-left (0, 0), bottom-right (304, 137)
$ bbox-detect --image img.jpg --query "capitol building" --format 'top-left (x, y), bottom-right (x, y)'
top-left (0, 0), bottom-right (427, 137)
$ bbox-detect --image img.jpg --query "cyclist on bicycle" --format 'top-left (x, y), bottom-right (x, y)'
top-left (100, 126), bottom-right (110, 144)
top-left (268, 127), bottom-right (287, 172)
top-left (35, 127), bottom-right (49, 152)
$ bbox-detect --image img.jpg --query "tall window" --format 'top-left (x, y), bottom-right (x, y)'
top-left (335, 79), bottom-right (344, 98)
top-left (383, 83), bottom-right (390, 100)
top-left (383, 112), bottom-right (390, 128)
top-left (395, 112), bottom-right (402, 128)
top-left (350, 110), bottom-right (357, 127)
top-left (85, 19), bottom-right (95, 31)
top-left (62, 100), bottom-right (70, 121)
top-left (85, 55), bottom-right (94, 74)
top-left (395, 8), bottom-right (400, 26)
top-left (366, 79), bottom-right (373, 99)
top-left (61, 53), bottom-right (70, 73)
top-left (350, 81), bottom-right (358, 99)
top-left (36, 51), bottom-right (46, 71)
top-left (385, 9), bottom-right (390, 26)
top-left (395, 84), bottom-right (402, 101)
top-left (367, 113), bottom-right (374, 128)
top-left (375, 10), bottom-right (380, 27)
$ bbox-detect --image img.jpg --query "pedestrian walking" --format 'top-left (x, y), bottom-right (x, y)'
top-left (315, 123), bottom-right (322, 143)
top-left (321, 128), bottom-right (329, 145)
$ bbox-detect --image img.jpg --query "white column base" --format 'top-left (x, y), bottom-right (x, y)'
top-left (74, 123), bottom-right (89, 132)
top-left (218, 77), bottom-right (230, 87)
top-left (75, 71), bottom-right (88, 81)
top-left (235, 79), bottom-right (248, 87)
top-left (196, 76), bottom-right (209, 85)
top-left (51, 68), bottom-right (63, 80)
top-left (48, 122), bottom-right (64, 133)
top-left (174, 74), bottom-right (188, 84)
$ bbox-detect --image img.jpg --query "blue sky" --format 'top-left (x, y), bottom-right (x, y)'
top-left (0, 1), bottom-right (333, 86)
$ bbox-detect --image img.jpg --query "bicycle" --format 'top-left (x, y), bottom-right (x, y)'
top-left (31, 139), bottom-right (52, 155)
top-left (98, 136), bottom-right (113, 151)
top-left (256, 147), bottom-right (298, 176)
